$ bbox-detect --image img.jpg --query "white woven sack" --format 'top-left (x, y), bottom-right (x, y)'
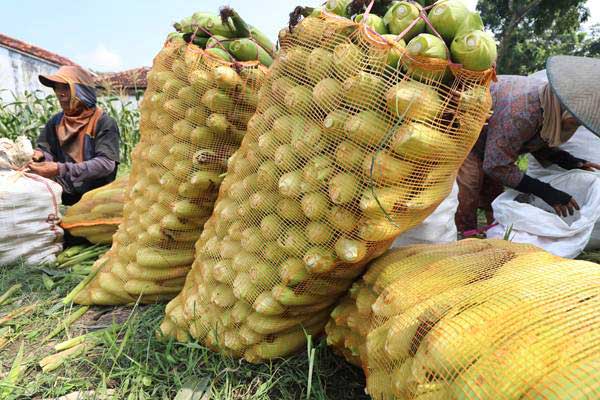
top-left (392, 181), bottom-right (459, 247)
top-left (0, 171), bottom-right (63, 266)
top-left (487, 171), bottom-right (600, 258)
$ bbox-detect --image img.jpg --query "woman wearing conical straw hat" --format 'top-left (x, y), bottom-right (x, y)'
top-left (28, 65), bottom-right (120, 206)
top-left (456, 56), bottom-right (600, 234)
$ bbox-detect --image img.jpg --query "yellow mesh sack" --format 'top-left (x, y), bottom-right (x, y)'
top-left (73, 37), bottom-right (266, 305)
top-left (159, 12), bottom-right (494, 361)
top-left (325, 239), bottom-right (600, 400)
top-left (61, 174), bottom-right (129, 244)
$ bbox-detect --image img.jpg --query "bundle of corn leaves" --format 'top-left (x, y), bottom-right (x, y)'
top-left (172, 7), bottom-right (276, 67)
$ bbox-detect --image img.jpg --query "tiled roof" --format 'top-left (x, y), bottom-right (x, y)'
top-left (0, 33), bottom-right (78, 67)
top-left (95, 67), bottom-right (150, 90)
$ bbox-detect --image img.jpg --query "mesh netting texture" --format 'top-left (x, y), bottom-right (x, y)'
top-left (325, 239), bottom-right (600, 399)
top-left (74, 37), bottom-right (267, 305)
top-left (159, 12), bottom-right (494, 362)
top-left (61, 175), bottom-right (129, 244)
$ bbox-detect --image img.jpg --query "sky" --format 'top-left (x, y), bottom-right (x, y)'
top-left (2, 0), bottom-right (600, 72)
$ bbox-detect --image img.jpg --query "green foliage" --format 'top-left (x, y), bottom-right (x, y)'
top-left (0, 90), bottom-right (59, 143)
top-left (477, 0), bottom-right (594, 74)
top-left (0, 90), bottom-right (141, 167)
top-left (506, 24), bottom-right (600, 75)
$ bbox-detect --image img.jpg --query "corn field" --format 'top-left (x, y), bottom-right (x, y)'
top-left (0, 90), bottom-right (141, 166)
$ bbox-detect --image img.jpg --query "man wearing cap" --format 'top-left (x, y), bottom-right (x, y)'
top-left (28, 65), bottom-right (120, 205)
top-left (455, 56), bottom-right (600, 233)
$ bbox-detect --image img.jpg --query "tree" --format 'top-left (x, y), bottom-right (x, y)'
top-left (477, 0), bottom-right (590, 74)
top-left (503, 24), bottom-right (600, 75)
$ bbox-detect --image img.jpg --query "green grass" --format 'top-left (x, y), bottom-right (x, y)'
top-left (0, 262), bottom-right (367, 400)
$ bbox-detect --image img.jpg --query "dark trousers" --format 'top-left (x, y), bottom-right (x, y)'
top-left (455, 152), bottom-right (504, 232)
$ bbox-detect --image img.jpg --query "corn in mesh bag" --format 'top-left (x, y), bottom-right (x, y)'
top-left (325, 239), bottom-right (600, 400)
top-left (74, 37), bottom-right (266, 305)
top-left (159, 13), bottom-right (494, 360)
top-left (61, 174), bottom-right (129, 244)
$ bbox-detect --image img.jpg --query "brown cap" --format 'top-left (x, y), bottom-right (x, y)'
top-left (547, 56), bottom-right (600, 136)
top-left (39, 65), bottom-right (96, 88)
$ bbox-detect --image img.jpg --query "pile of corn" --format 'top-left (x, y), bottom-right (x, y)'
top-left (74, 9), bottom-right (268, 305)
top-left (305, 0), bottom-right (497, 74)
top-left (61, 175), bottom-right (128, 244)
top-left (159, 7), bottom-right (494, 362)
top-left (326, 239), bottom-right (600, 399)
top-left (172, 7), bottom-right (275, 67)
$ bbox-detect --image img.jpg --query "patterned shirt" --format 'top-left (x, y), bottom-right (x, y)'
top-left (471, 75), bottom-right (581, 188)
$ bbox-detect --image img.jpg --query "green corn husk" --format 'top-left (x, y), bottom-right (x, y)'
top-left (301, 192), bottom-right (330, 221)
top-left (204, 14), bottom-right (237, 38)
top-left (285, 86), bottom-right (313, 114)
top-left (335, 237), bottom-right (368, 263)
top-left (229, 38), bottom-right (273, 66)
top-left (427, 0), bottom-right (470, 42)
top-left (206, 35), bottom-right (232, 51)
top-left (363, 152), bottom-right (414, 186)
top-left (333, 43), bottom-right (362, 78)
top-left (0, 284), bottom-right (22, 306)
top-left (451, 30), bottom-right (498, 71)
top-left (329, 173), bottom-right (359, 205)
top-left (301, 158), bottom-right (332, 192)
top-left (202, 88), bottom-right (234, 113)
top-left (205, 47), bottom-right (233, 62)
top-left (249, 26), bottom-right (276, 58)
top-left (313, 78), bottom-right (342, 110)
top-left (329, 206), bottom-right (358, 233)
top-left (405, 33), bottom-right (448, 81)
top-left (344, 110), bottom-right (390, 146)
top-left (206, 113), bottom-right (230, 134)
top-left (342, 72), bottom-right (384, 108)
top-left (386, 80), bottom-right (444, 121)
top-left (213, 65), bottom-right (243, 88)
top-left (359, 186), bottom-right (402, 217)
top-left (279, 170), bottom-right (308, 199)
top-left (384, 1), bottom-right (425, 40)
top-left (307, 48), bottom-right (334, 83)
top-left (335, 140), bottom-right (364, 171)
top-left (306, 221), bottom-right (334, 245)
top-left (271, 285), bottom-right (327, 306)
top-left (303, 247), bottom-right (337, 274)
top-left (280, 258), bottom-right (310, 286)
top-left (323, 110), bottom-right (351, 140)
top-left (382, 34), bottom-right (406, 68)
top-left (324, 0), bottom-right (351, 17)
top-left (355, 13), bottom-right (388, 35)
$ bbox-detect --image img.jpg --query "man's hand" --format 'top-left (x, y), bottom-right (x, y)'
top-left (28, 161), bottom-right (59, 178)
top-left (553, 198), bottom-right (580, 217)
top-left (32, 150), bottom-right (45, 162)
top-left (579, 162), bottom-right (600, 172)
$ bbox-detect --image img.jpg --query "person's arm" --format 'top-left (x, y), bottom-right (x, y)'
top-left (482, 137), bottom-right (578, 215)
top-left (57, 157), bottom-right (116, 183)
top-left (515, 175), bottom-right (579, 217)
top-left (531, 147), bottom-right (586, 170)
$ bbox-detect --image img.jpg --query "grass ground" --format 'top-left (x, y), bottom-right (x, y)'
top-left (0, 260), bottom-right (368, 400)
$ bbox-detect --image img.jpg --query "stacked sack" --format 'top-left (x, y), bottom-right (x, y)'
top-left (74, 9), bottom-right (270, 305)
top-left (0, 136), bottom-right (63, 266)
top-left (61, 175), bottom-right (128, 244)
top-left (326, 239), bottom-right (600, 399)
top-left (160, 6), bottom-right (495, 361)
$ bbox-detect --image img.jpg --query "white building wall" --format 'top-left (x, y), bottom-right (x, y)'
top-left (0, 46), bottom-right (59, 103)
